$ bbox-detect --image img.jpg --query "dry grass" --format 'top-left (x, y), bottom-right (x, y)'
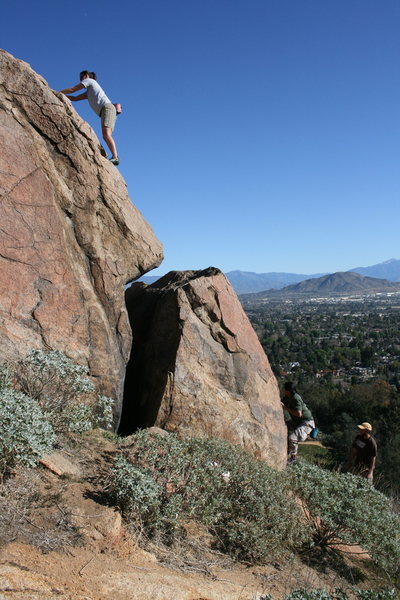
top-left (0, 467), bottom-right (83, 553)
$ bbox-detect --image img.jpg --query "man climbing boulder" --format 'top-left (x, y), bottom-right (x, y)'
top-left (281, 382), bottom-right (315, 464)
top-left (59, 70), bottom-right (120, 166)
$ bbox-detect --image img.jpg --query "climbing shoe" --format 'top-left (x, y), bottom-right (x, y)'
top-left (109, 157), bottom-right (120, 166)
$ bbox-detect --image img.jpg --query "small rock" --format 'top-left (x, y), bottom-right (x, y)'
top-left (40, 451), bottom-right (82, 477)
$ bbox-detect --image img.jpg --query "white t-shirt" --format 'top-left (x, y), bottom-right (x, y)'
top-left (81, 78), bottom-right (111, 116)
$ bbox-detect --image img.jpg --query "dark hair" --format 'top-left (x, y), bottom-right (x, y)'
top-left (284, 381), bottom-right (297, 394)
top-left (79, 70), bottom-right (97, 81)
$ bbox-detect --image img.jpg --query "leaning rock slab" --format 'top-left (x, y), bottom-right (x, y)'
top-left (122, 268), bottom-right (286, 469)
top-left (0, 50), bottom-right (163, 420)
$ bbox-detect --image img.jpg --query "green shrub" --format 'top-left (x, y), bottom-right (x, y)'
top-left (0, 387), bottom-right (55, 474)
top-left (275, 589), bottom-right (397, 600)
top-left (16, 349), bottom-right (94, 398)
top-left (57, 395), bottom-right (114, 434)
top-left (111, 431), bottom-right (307, 562)
top-left (94, 395), bottom-right (114, 430)
top-left (289, 461), bottom-right (400, 581)
top-left (280, 590), bottom-right (397, 600)
top-left (283, 590), bottom-right (348, 600)
top-left (0, 364), bottom-right (13, 389)
top-left (13, 350), bottom-right (114, 434)
top-left (112, 455), bottom-right (162, 518)
top-left (14, 350), bottom-right (94, 430)
top-left (66, 403), bottom-right (94, 434)
top-left (0, 350), bottom-right (115, 468)
top-left (354, 590), bottom-right (397, 600)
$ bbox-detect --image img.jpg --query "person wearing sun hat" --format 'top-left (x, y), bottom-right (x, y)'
top-left (347, 422), bottom-right (377, 483)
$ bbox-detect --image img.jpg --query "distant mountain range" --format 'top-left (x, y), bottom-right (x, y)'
top-left (240, 271), bottom-right (400, 299)
top-left (287, 271), bottom-right (400, 294)
top-left (226, 259), bottom-right (400, 294)
top-left (348, 258), bottom-right (400, 281)
top-left (140, 259), bottom-right (400, 295)
top-left (225, 270), bottom-right (327, 294)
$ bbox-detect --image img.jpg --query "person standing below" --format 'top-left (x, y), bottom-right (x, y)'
top-left (347, 422), bottom-right (377, 483)
top-left (59, 71), bottom-right (119, 165)
top-left (281, 382), bottom-right (315, 464)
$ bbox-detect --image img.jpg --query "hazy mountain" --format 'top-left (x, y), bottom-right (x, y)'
top-left (139, 259), bottom-right (400, 294)
top-left (286, 271), bottom-right (400, 294)
top-left (223, 270), bottom-right (327, 294)
top-left (140, 270), bottom-right (326, 292)
top-left (241, 272), bottom-right (400, 299)
top-left (350, 258), bottom-right (400, 282)
top-left (230, 260), bottom-right (400, 293)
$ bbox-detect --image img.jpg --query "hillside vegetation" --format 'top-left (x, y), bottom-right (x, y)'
top-left (0, 351), bottom-right (399, 599)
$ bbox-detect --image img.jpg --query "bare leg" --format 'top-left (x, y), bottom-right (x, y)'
top-left (288, 432), bottom-right (299, 460)
top-left (102, 126), bottom-right (118, 159)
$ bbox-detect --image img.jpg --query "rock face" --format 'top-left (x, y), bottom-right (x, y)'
top-left (0, 51), bottom-right (286, 463)
top-left (0, 50), bottom-right (163, 419)
top-left (121, 268), bottom-right (287, 469)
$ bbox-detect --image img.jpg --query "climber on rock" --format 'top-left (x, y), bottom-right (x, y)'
top-left (281, 381), bottom-right (315, 464)
top-left (59, 71), bottom-right (120, 166)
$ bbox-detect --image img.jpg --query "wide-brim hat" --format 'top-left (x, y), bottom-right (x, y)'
top-left (357, 422), bottom-right (372, 431)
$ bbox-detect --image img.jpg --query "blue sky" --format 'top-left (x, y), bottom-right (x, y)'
top-left (3, 0), bottom-right (400, 276)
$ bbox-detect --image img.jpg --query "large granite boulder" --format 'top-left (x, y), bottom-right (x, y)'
top-left (0, 50), bottom-right (163, 419)
top-left (122, 268), bottom-right (287, 469)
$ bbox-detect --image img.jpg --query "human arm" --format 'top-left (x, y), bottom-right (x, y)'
top-left (367, 456), bottom-right (376, 481)
top-left (281, 402), bottom-right (302, 418)
top-left (66, 92), bottom-right (88, 101)
top-left (59, 83), bottom-right (85, 95)
top-left (281, 395), bottom-right (302, 418)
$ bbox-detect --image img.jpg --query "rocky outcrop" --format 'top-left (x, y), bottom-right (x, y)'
top-left (0, 50), bottom-right (163, 419)
top-left (121, 268), bottom-right (286, 469)
top-left (0, 51), bottom-right (285, 463)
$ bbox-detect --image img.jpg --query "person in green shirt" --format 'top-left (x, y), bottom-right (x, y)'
top-left (281, 382), bottom-right (315, 463)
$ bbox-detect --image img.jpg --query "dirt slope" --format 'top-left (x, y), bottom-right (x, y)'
top-left (0, 432), bottom-right (381, 600)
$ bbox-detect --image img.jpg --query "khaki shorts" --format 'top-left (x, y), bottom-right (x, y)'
top-left (101, 103), bottom-right (117, 131)
top-left (288, 420), bottom-right (315, 443)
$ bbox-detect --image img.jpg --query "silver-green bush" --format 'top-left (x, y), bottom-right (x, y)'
top-left (282, 590), bottom-right (347, 600)
top-left (13, 350), bottom-right (114, 433)
top-left (279, 589), bottom-right (397, 600)
top-left (14, 349), bottom-right (94, 431)
top-left (354, 590), bottom-right (397, 600)
top-left (112, 455), bottom-right (162, 518)
top-left (94, 395), bottom-right (114, 430)
top-left (289, 461), bottom-right (400, 581)
top-left (0, 350), bottom-right (115, 474)
top-left (0, 387), bottom-right (55, 474)
top-left (111, 430), bottom-right (307, 562)
top-left (66, 403), bottom-right (94, 434)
